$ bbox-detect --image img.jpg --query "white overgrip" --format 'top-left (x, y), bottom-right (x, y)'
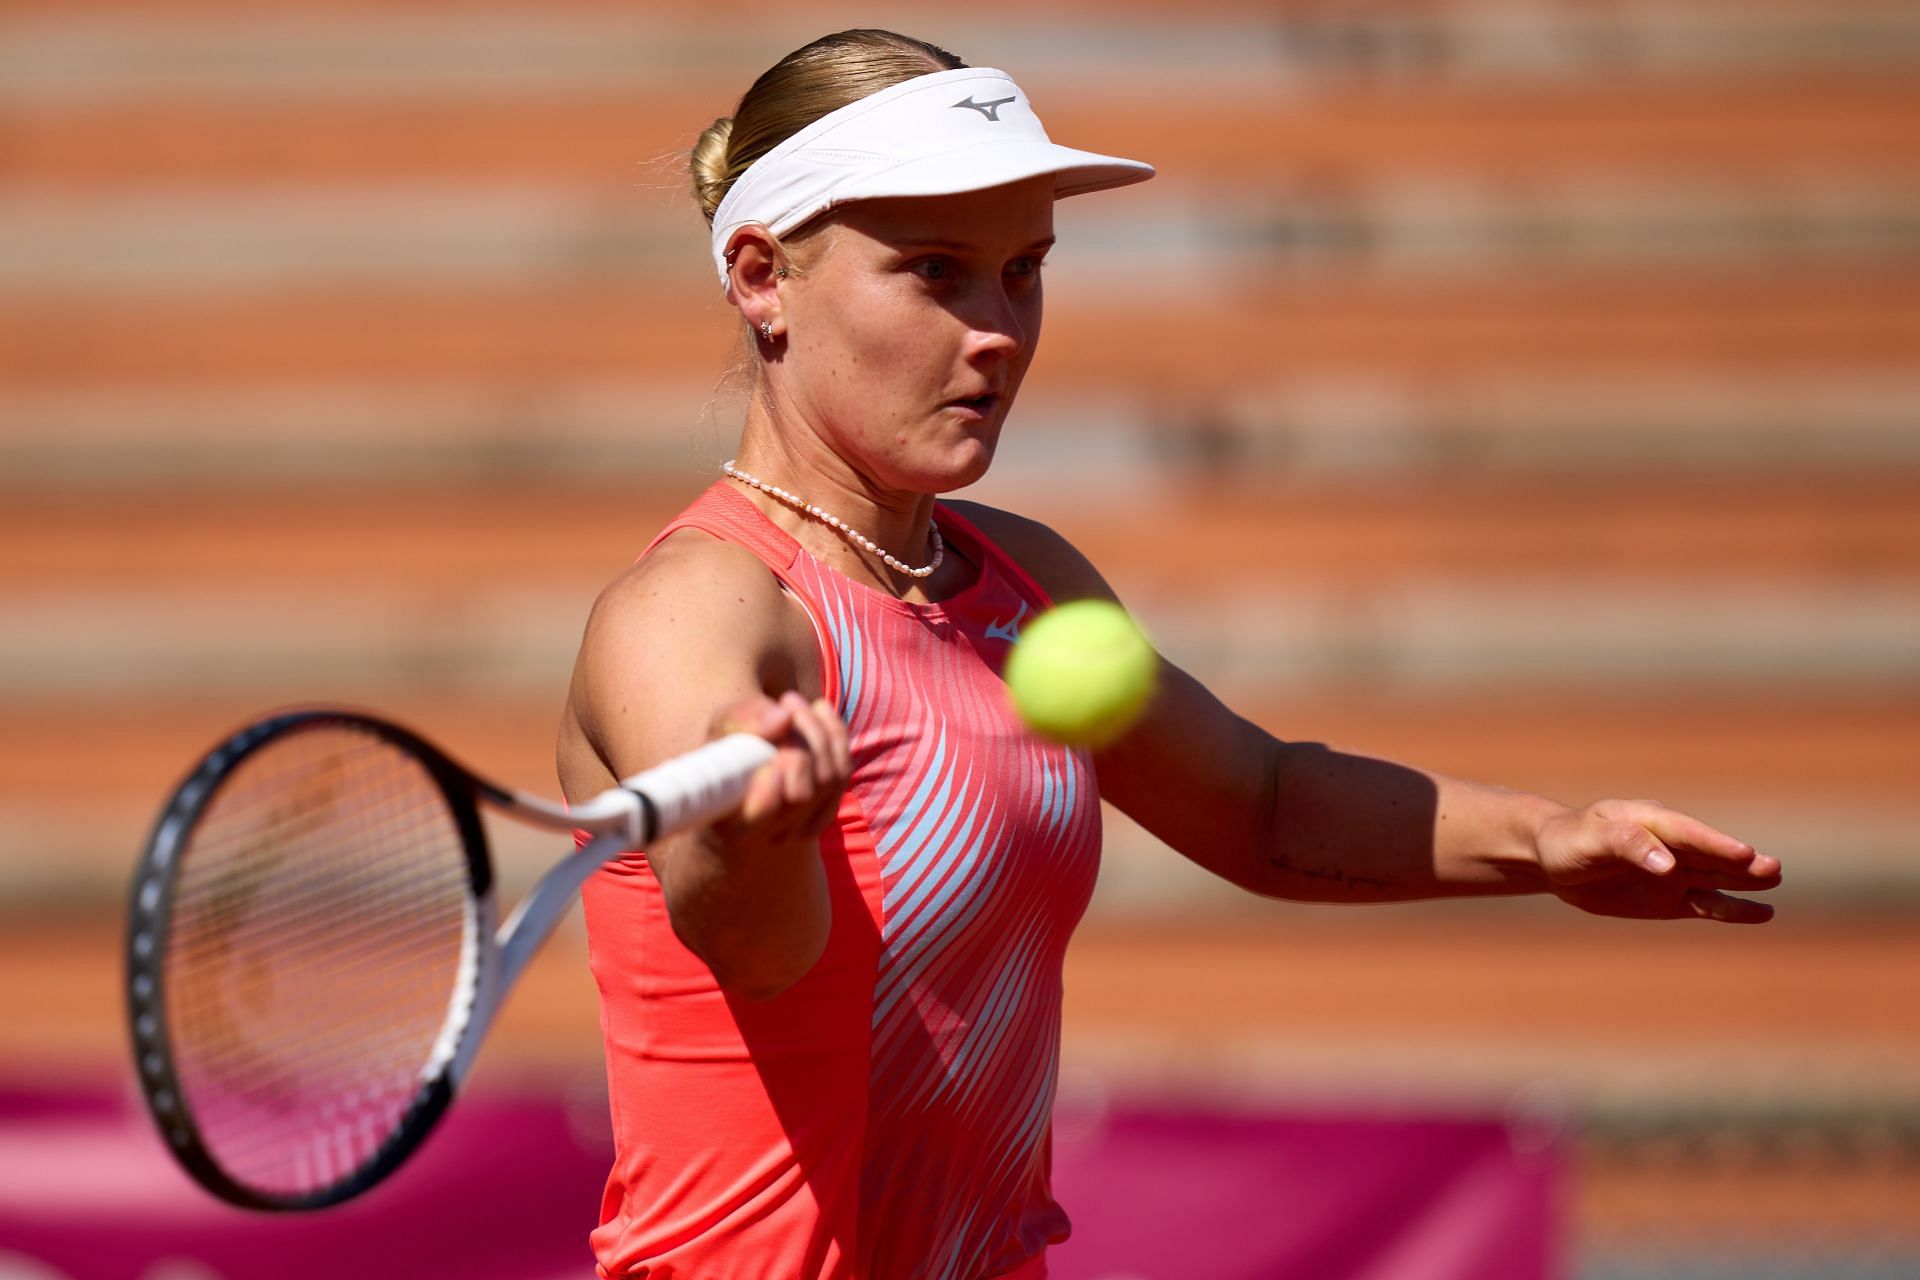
top-left (620, 732), bottom-right (777, 844)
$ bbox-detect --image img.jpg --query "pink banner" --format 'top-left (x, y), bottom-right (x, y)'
top-left (0, 1085), bottom-right (1559, 1279)
top-left (1049, 1104), bottom-right (1562, 1280)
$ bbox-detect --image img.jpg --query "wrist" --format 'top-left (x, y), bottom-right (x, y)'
top-left (1489, 791), bottom-right (1573, 890)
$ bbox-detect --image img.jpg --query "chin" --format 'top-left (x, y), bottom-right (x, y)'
top-left (924, 438), bottom-right (999, 494)
top-left (867, 420), bottom-right (999, 494)
top-left (937, 463), bottom-right (993, 495)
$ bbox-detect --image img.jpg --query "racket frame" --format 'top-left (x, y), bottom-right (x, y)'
top-left (126, 707), bottom-right (770, 1211)
top-left (127, 709), bottom-right (495, 1210)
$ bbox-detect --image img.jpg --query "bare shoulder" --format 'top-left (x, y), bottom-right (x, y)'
top-left (561, 527), bottom-right (817, 793)
top-left (582, 526), bottom-right (794, 655)
top-left (940, 500), bottom-right (1115, 604)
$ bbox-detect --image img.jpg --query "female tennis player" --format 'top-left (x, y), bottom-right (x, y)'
top-left (557, 29), bottom-right (1781, 1280)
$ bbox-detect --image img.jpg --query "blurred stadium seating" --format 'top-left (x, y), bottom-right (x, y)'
top-left (1, 2), bottom-right (1915, 1276)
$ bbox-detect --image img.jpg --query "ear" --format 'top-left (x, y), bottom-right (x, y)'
top-left (724, 226), bottom-right (786, 339)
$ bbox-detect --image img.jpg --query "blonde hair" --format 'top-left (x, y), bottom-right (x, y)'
top-left (691, 30), bottom-right (965, 227)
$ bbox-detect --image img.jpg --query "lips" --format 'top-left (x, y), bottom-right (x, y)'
top-left (946, 392), bottom-right (1000, 415)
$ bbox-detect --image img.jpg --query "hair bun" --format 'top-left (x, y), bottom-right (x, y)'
top-left (691, 116), bottom-right (736, 224)
top-left (688, 32), bottom-right (964, 230)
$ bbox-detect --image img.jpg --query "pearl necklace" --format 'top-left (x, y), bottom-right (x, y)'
top-left (723, 460), bottom-right (944, 579)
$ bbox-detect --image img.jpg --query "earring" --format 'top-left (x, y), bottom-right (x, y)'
top-left (759, 320), bottom-right (774, 343)
top-left (775, 266), bottom-right (789, 279)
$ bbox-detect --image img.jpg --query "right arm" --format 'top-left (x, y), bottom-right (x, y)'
top-left (557, 530), bottom-right (851, 999)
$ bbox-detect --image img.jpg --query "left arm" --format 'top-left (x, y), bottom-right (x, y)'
top-left (956, 504), bottom-right (1782, 922)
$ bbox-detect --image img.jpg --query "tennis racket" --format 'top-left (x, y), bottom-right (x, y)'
top-left (125, 707), bottom-right (774, 1211)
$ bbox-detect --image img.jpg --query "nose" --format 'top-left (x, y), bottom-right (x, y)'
top-left (964, 282), bottom-right (1033, 364)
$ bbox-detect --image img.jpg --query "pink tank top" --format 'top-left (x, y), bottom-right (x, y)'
top-left (581, 482), bottom-right (1102, 1280)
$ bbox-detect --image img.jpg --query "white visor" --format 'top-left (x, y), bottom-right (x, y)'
top-left (710, 66), bottom-right (1153, 288)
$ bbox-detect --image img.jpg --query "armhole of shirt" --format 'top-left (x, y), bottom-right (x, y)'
top-left (933, 502), bottom-right (1058, 613)
top-left (640, 483), bottom-right (842, 708)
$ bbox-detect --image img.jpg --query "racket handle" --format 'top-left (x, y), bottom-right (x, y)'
top-left (621, 732), bottom-right (778, 844)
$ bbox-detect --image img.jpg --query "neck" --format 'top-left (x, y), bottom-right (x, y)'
top-left (730, 423), bottom-right (941, 591)
top-left (724, 460), bottom-right (945, 581)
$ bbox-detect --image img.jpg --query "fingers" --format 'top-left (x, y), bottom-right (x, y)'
top-left (1632, 828), bottom-right (1676, 875)
top-left (1641, 806), bottom-right (1750, 860)
top-left (716, 693), bottom-right (793, 742)
top-left (1593, 799), bottom-right (1780, 881)
top-left (738, 753), bottom-right (788, 825)
top-left (780, 693), bottom-right (835, 790)
top-left (1673, 865), bottom-right (1786, 894)
top-left (1685, 889), bottom-right (1775, 925)
top-left (713, 694), bottom-right (792, 824)
top-left (1572, 815), bottom-right (1678, 877)
top-left (1656, 817), bottom-right (1777, 882)
top-left (1544, 801), bottom-right (1785, 930)
top-left (772, 693), bottom-right (848, 835)
top-left (721, 692), bottom-right (850, 836)
top-left (770, 694), bottom-right (819, 810)
top-left (793, 696), bottom-right (853, 836)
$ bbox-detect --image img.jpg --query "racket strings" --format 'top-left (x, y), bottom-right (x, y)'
top-left (163, 724), bottom-right (476, 1200)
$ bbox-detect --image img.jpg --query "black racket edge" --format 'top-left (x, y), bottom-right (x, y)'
top-left (124, 706), bottom-right (495, 1212)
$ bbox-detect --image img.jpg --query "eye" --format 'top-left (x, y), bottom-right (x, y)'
top-left (1006, 250), bottom-right (1049, 284)
top-left (910, 257), bottom-right (953, 282)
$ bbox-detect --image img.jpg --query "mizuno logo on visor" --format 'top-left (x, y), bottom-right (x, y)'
top-left (952, 94), bottom-right (1017, 121)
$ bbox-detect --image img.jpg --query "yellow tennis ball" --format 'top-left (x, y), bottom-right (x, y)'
top-left (1004, 599), bottom-right (1158, 749)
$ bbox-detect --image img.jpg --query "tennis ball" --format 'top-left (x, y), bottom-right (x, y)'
top-left (1004, 599), bottom-right (1158, 749)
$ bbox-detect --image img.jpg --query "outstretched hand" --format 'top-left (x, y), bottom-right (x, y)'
top-left (1536, 799), bottom-right (1782, 923)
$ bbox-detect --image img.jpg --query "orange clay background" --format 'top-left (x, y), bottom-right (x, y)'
top-left (1, 0), bottom-right (1916, 1270)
